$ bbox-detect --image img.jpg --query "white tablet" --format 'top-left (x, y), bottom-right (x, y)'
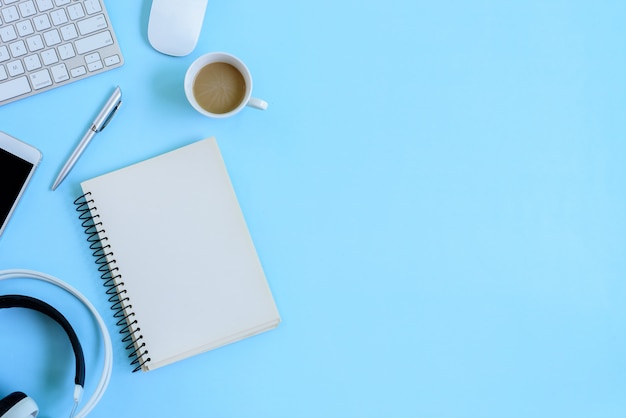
top-left (0, 131), bottom-right (41, 237)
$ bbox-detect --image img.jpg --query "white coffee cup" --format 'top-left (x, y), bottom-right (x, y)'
top-left (184, 52), bottom-right (268, 118)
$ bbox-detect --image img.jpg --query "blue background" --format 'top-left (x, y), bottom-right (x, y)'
top-left (1, 1), bottom-right (625, 417)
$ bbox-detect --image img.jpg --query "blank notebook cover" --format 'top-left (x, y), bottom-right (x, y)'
top-left (78, 138), bottom-right (280, 372)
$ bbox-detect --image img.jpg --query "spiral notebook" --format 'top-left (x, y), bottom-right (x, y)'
top-left (75, 138), bottom-right (280, 372)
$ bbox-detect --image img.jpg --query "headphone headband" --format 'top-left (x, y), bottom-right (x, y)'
top-left (0, 269), bottom-right (112, 418)
top-left (0, 295), bottom-right (86, 387)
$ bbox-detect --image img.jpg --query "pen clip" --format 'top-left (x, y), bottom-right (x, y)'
top-left (98, 99), bottom-right (122, 132)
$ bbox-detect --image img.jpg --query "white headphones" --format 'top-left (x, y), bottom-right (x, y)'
top-left (0, 269), bottom-right (112, 418)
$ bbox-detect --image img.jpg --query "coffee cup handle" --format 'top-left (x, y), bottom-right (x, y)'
top-left (247, 97), bottom-right (268, 111)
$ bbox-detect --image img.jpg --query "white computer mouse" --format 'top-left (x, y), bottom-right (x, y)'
top-left (148, 0), bottom-right (209, 56)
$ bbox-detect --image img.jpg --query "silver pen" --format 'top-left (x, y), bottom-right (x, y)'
top-left (51, 86), bottom-right (122, 191)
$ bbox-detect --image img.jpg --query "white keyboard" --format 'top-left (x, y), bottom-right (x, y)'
top-left (0, 0), bottom-right (123, 105)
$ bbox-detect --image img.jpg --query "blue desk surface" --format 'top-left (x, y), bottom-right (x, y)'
top-left (1, 1), bottom-right (626, 417)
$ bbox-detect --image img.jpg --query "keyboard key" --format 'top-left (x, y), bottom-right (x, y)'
top-left (41, 48), bottom-right (58, 65)
top-left (104, 54), bottom-right (120, 66)
top-left (35, 0), bottom-right (54, 11)
top-left (7, 60), bottom-right (25, 76)
top-left (51, 63), bottom-right (69, 82)
top-left (75, 30), bottom-right (112, 54)
top-left (60, 23), bottom-right (78, 40)
top-left (58, 43), bottom-right (75, 59)
top-left (16, 20), bottom-right (34, 37)
top-left (67, 3), bottom-right (85, 20)
top-left (84, 0), bottom-right (102, 15)
top-left (29, 68), bottom-right (52, 89)
top-left (87, 60), bottom-right (103, 72)
top-left (24, 54), bottom-right (42, 71)
top-left (0, 47), bottom-right (10, 62)
top-left (43, 29), bottom-right (61, 46)
top-left (70, 65), bottom-right (86, 77)
top-left (0, 76), bottom-right (31, 101)
top-left (0, 26), bottom-right (18, 43)
top-left (84, 52), bottom-right (100, 63)
top-left (2, 6), bottom-right (19, 23)
top-left (26, 34), bottom-right (44, 51)
top-left (0, 66), bottom-right (7, 81)
top-left (77, 13), bottom-right (107, 35)
top-left (50, 9), bottom-right (68, 26)
top-left (9, 40), bottom-right (27, 57)
top-left (19, 1), bottom-right (37, 17)
top-left (33, 14), bottom-right (51, 31)
top-left (54, 0), bottom-right (71, 5)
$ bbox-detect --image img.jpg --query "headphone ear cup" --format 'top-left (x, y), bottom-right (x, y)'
top-left (0, 392), bottom-right (38, 418)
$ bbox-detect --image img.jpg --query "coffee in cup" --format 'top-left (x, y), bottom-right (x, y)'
top-left (184, 52), bottom-right (267, 118)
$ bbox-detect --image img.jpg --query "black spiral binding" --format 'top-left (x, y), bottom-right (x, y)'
top-left (74, 193), bottom-right (151, 372)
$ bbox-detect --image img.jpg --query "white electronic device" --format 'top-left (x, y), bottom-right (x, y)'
top-left (148, 0), bottom-right (209, 56)
top-left (0, 0), bottom-right (124, 106)
top-left (0, 132), bottom-right (41, 238)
